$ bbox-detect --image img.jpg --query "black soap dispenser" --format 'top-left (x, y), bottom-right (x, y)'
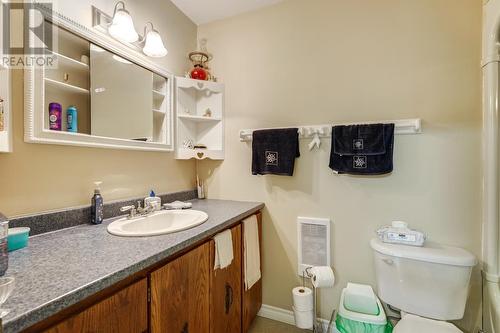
top-left (91, 181), bottom-right (104, 224)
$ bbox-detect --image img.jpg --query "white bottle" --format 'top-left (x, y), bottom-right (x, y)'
top-left (144, 190), bottom-right (161, 211)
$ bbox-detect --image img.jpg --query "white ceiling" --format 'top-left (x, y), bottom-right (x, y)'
top-left (170, 0), bottom-right (284, 25)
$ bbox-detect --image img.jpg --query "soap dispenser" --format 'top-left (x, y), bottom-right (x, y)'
top-left (91, 181), bottom-right (104, 224)
top-left (144, 190), bottom-right (161, 211)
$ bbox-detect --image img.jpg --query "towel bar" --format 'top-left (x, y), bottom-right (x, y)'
top-left (238, 118), bottom-right (422, 142)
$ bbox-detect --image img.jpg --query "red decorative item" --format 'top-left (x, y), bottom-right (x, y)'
top-left (188, 39), bottom-right (215, 81)
top-left (190, 65), bottom-right (208, 81)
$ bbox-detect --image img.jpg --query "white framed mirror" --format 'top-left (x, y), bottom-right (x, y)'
top-left (24, 4), bottom-right (174, 151)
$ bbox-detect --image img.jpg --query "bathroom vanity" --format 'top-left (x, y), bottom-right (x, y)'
top-left (2, 199), bottom-right (263, 333)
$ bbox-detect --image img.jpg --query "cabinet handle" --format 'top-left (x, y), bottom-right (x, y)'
top-left (225, 283), bottom-right (233, 314)
top-left (181, 322), bottom-right (188, 333)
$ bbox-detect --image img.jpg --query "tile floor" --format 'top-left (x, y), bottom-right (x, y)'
top-left (248, 317), bottom-right (310, 333)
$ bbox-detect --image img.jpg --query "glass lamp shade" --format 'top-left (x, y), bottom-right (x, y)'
top-left (108, 9), bottom-right (139, 43)
top-left (143, 30), bottom-right (168, 57)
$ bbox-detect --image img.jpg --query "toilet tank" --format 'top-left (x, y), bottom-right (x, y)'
top-left (370, 238), bottom-right (477, 320)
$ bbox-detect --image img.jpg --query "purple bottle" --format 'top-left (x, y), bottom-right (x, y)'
top-left (49, 102), bottom-right (62, 131)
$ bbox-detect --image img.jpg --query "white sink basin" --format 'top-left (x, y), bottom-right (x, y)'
top-left (107, 209), bottom-right (208, 237)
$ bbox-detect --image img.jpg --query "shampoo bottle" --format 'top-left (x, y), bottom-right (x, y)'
top-left (91, 181), bottom-right (104, 224)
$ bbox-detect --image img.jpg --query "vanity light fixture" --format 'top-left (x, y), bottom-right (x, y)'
top-left (92, 4), bottom-right (168, 58)
top-left (141, 22), bottom-right (168, 58)
top-left (107, 1), bottom-right (139, 43)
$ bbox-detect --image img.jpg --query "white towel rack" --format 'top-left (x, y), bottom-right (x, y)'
top-left (239, 118), bottom-right (422, 142)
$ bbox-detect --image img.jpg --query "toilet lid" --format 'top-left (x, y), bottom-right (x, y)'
top-left (394, 314), bottom-right (462, 333)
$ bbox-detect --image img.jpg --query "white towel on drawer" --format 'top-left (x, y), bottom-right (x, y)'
top-left (244, 215), bottom-right (261, 290)
top-left (214, 229), bottom-right (234, 270)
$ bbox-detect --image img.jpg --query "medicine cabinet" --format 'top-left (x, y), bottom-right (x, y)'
top-left (24, 5), bottom-right (173, 151)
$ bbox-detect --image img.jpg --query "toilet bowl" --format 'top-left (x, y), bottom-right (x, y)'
top-left (370, 238), bottom-right (477, 332)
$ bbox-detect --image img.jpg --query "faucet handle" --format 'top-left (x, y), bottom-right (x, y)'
top-left (137, 201), bottom-right (143, 209)
top-left (120, 205), bottom-right (135, 212)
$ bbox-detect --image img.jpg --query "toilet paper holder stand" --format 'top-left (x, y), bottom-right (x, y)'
top-left (304, 267), bottom-right (323, 333)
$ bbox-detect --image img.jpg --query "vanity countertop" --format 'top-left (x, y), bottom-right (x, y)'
top-left (2, 199), bottom-right (264, 333)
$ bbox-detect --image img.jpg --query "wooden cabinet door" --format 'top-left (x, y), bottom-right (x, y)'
top-left (150, 242), bottom-right (210, 333)
top-left (243, 212), bottom-right (263, 333)
top-left (210, 224), bottom-right (242, 333)
top-left (44, 279), bottom-right (148, 333)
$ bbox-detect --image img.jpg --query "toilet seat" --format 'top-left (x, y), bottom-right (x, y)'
top-left (393, 314), bottom-right (462, 333)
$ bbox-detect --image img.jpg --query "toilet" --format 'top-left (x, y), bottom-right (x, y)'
top-left (370, 238), bottom-right (477, 332)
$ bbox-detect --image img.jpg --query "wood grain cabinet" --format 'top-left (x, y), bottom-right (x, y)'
top-left (209, 224), bottom-right (242, 333)
top-left (150, 242), bottom-right (210, 333)
top-left (44, 279), bottom-right (148, 333)
top-left (31, 213), bottom-right (262, 333)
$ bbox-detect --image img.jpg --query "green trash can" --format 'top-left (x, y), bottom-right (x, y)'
top-left (334, 284), bottom-right (393, 333)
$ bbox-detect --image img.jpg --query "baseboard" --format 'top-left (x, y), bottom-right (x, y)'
top-left (257, 304), bottom-right (337, 332)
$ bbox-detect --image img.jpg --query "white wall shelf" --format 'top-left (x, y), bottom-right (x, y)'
top-left (178, 114), bottom-right (222, 123)
top-left (0, 62), bottom-right (11, 153)
top-left (0, 5), bottom-right (12, 153)
top-left (175, 77), bottom-right (225, 160)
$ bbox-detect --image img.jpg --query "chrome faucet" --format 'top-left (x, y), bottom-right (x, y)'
top-left (137, 200), bottom-right (155, 215)
top-left (120, 201), bottom-right (155, 219)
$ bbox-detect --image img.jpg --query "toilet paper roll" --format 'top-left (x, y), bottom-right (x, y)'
top-left (293, 306), bottom-right (314, 329)
top-left (292, 286), bottom-right (313, 311)
top-left (310, 266), bottom-right (335, 288)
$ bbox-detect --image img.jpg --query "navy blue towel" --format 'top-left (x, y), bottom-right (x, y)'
top-left (329, 123), bottom-right (395, 175)
top-left (252, 128), bottom-right (300, 176)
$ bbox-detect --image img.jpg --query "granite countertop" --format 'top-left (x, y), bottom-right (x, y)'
top-left (2, 199), bottom-right (264, 333)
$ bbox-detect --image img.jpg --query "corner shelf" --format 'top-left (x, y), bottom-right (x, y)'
top-left (178, 114), bottom-right (222, 123)
top-left (175, 77), bottom-right (225, 160)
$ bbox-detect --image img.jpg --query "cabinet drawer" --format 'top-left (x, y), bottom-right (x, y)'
top-left (44, 279), bottom-right (148, 333)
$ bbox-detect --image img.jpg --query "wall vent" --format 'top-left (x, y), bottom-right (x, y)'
top-left (297, 217), bottom-right (331, 276)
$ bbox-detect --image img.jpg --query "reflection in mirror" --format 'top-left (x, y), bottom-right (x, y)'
top-left (42, 21), bottom-right (169, 144)
top-left (90, 44), bottom-right (153, 141)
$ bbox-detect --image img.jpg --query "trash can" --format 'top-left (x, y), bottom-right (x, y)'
top-left (335, 284), bottom-right (393, 333)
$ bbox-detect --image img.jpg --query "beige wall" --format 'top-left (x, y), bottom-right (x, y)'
top-left (0, 0), bottom-right (198, 217)
top-left (198, 0), bottom-right (483, 331)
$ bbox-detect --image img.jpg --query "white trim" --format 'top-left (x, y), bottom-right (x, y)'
top-left (24, 3), bottom-right (174, 152)
top-left (257, 304), bottom-right (336, 332)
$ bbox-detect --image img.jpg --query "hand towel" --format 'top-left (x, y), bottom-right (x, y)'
top-left (252, 128), bottom-right (300, 176)
top-left (244, 215), bottom-right (261, 290)
top-left (214, 229), bottom-right (234, 270)
top-left (329, 123), bottom-right (395, 175)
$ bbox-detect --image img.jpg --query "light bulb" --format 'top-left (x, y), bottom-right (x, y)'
top-left (108, 9), bottom-right (138, 43)
top-left (143, 30), bottom-right (168, 57)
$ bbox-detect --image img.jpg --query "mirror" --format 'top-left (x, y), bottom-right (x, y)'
top-left (26, 10), bottom-right (173, 152)
top-left (90, 44), bottom-right (153, 141)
